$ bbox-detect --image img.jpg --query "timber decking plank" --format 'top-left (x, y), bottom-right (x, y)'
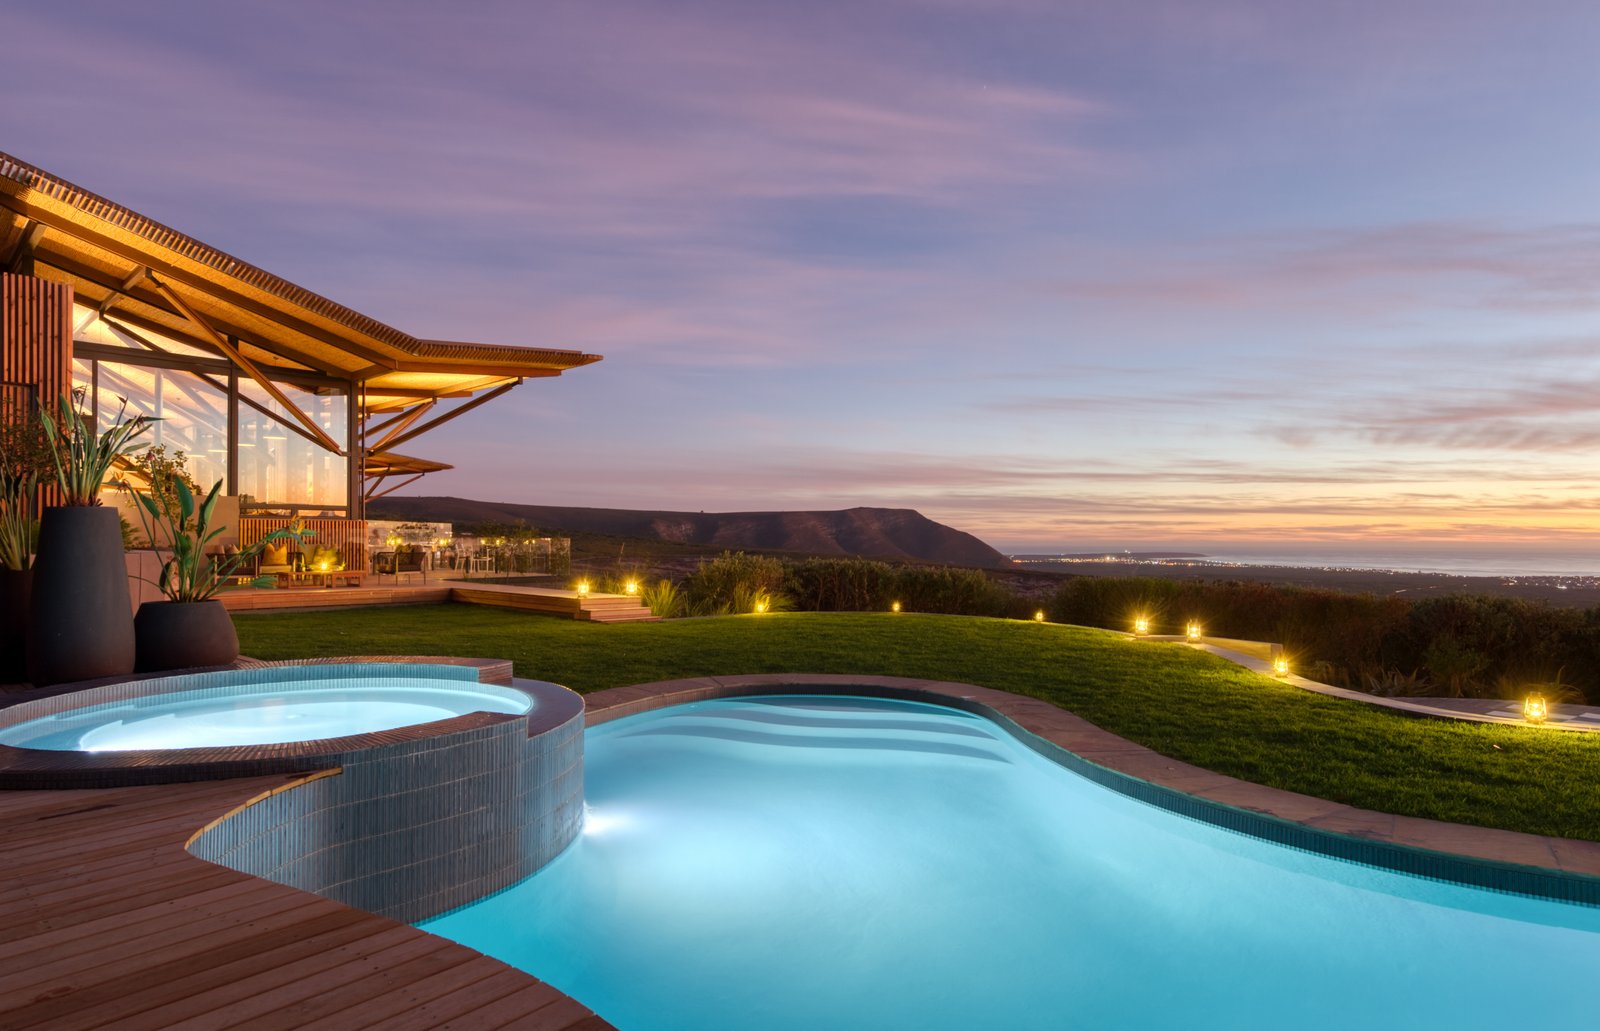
top-left (226, 945), bottom-right (484, 1030)
top-left (366, 967), bottom-right (542, 1031)
top-left (4, 907), bottom-right (373, 1026)
top-left (65, 924), bottom-right (424, 1031)
top-left (0, 773), bottom-right (607, 1031)
top-left (304, 955), bottom-right (512, 1029)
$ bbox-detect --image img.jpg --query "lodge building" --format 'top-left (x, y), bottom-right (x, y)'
top-left (0, 150), bottom-right (598, 542)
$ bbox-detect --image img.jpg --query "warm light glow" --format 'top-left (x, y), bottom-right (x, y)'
top-left (577, 581), bottom-right (591, 596)
top-left (754, 600), bottom-right (768, 614)
top-left (385, 534), bottom-right (401, 548)
top-left (891, 601), bottom-right (902, 613)
top-left (317, 560), bottom-right (331, 572)
top-left (1272, 655), bottom-right (1290, 677)
top-left (1134, 616), bottom-right (1150, 636)
top-left (1186, 621), bottom-right (1202, 641)
top-left (625, 579), bottom-right (639, 595)
top-left (1523, 693), bottom-right (1549, 724)
top-left (1034, 610), bottom-right (1045, 622)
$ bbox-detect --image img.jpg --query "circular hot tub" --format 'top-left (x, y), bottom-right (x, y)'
top-left (0, 657), bottom-right (585, 922)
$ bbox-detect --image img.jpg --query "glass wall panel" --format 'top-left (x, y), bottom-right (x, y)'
top-left (95, 361), bottom-right (228, 490)
top-left (237, 379), bottom-right (348, 510)
top-left (71, 304), bottom-right (216, 358)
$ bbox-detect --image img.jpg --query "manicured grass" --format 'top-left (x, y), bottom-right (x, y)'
top-left (234, 606), bottom-right (1600, 842)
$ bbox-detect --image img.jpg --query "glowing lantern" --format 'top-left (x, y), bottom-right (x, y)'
top-left (576, 581), bottom-right (591, 597)
top-left (754, 599), bottom-right (768, 614)
top-left (1186, 621), bottom-right (1202, 642)
top-left (1523, 693), bottom-right (1549, 724)
top-left (625, 579), bottom-right (639, 595)
top-left (385, 534), bottom-right (401, 549)
top-left (1134, 616), bottom-right (1150, 636)
top-left (317, 560), bottom-right (331, 572)
top-left (1272, 655), bottom-right (1290, 678)
top-left (1034, 610), bottom-right (1045, 622)
top-left (891, 601), bottom-right (902, 613)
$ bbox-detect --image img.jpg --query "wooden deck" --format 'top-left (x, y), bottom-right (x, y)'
top-left (0, 776), bottom-right (612, 1030)
top-left (220, 580), bottom-right (659, 623)
top-left (443, 582), bottom-right (659, 623)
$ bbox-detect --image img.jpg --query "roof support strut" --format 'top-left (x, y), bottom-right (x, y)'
top-left (142, 271), bottom-right (345, 455)
top-left (377, 382), bottom-right (517, 454)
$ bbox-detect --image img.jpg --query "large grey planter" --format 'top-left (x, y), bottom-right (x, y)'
top-left (27, 505), bottom-right (135, 686)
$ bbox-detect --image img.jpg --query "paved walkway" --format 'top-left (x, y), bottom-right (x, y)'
top-left (1197, 640), bottom-right (1600, 733)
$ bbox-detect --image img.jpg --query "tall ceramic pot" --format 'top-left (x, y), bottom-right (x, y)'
top-left (27, 505), bottom-right (135, 686)
top-left (134, 600), bottom-right (239, 673)
top-left (0, 566), bottom-right (31, 684)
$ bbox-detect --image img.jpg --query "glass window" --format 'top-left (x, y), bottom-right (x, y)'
top-left (95, 361), bottom-right (228, 491)
top-left (72, 304), bottom-right (217, 359)
top-left (237, 378), bottom-right (348, 510)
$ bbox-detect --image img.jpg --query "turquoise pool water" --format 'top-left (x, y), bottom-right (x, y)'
top-left (0, 677), bottom-right (530, 751)
top-left (422, 696), bottom-right (1600, 1030)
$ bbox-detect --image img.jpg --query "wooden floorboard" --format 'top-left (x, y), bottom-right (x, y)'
top-left (0, 779), bottom-right (610, 1030)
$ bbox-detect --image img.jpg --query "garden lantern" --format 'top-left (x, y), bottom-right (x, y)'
top-left (1523, 693), bottom-right (1549, 724)
top-left (1134, 616), bottom-right (1150, 636)
top-left (1186, 621), bottom-right (1202, 642)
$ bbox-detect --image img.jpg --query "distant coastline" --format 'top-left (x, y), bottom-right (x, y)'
top-left (1008, 552), bottom-right (1600, 608)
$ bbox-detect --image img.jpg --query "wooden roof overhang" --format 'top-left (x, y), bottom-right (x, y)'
top-left (0, 151), bottom-right (599, 490)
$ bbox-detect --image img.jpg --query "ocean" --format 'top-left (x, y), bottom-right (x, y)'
top-left (1021, 547), bottom-right (1600, 580)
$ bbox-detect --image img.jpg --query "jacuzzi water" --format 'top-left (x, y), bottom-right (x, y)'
top-left (422, 696), bottom-right (1600, 1030)
top-left (0, 676), bottom-right (530, 751)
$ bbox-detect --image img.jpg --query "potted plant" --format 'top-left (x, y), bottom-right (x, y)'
top-left (0, 398), bottom-right (54, 683)
top-left (129, 476), bottom-right (303, 673)
top-left (27, 392), bottom-right (154, 686)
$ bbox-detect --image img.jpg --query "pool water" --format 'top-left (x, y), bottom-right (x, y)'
top-left (0, 677), bottom-right (530, 751)
top-left (422, 696), bottom-right (1600, 1030)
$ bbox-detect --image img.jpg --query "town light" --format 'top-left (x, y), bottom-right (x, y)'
top-left (1523, 693), bottom-right (1549, 724)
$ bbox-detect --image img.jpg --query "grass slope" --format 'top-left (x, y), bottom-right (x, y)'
top-left (234, 606), bottom-right (1600, 842)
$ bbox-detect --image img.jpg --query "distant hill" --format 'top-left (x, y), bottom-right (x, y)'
top-left (368, 497), bottom-right (1008, 568)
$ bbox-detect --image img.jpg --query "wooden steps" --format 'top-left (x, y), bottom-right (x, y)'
top-left (220, 584), bottom-right (452, 612)
top-left (443, 582), bottom-right (660, 623)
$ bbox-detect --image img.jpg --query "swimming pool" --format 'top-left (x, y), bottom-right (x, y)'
top-left (423, 695), bottom-right (1600, 1030)
top-left (0, 674), bottom-right (530, 751)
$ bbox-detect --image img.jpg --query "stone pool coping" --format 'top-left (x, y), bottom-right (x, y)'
top-left (585, 673), bottom-right (1600, 904)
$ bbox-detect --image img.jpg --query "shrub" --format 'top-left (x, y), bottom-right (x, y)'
top-left (681, 552), bottom-right (787, 613)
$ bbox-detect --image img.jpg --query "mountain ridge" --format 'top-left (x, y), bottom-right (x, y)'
top-left (368, 497), bottom-right (1008, 568)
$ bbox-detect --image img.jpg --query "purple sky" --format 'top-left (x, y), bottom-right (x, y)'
top-left (8, 1), bottom-right (1600, 551)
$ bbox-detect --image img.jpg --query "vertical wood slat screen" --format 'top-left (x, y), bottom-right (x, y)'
top-left (1, 273), bottom-right (73, 508)
top-left (239, 517), bottom-right (369, 573)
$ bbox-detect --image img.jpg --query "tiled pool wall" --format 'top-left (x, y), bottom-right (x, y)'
top-left (584, 674), bottom-right (1600, 909)
top-left (0, 656), bottom-right (587, 924)
top-left (188, 679), bottom-right (584, 923)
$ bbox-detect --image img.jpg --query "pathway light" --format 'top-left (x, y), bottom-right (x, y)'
top-left (1134, 616), bottom-right (1150, 636)
top-left (1523, 693), bottom-right (1549, 724)
top-left (1186, 621), bottom-right (1202, 642)
top-left (891, 601), bottom-right (901, 613)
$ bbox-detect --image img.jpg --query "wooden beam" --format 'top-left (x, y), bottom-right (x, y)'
top-left (143, 271), bottom-right (345, 455)
top-left (36, 251), bottom-right (352, 377)
top-left (6, 201), bottom-right (401, 368)
top-left (363, 400), bottom-right (434, 445)
top-left (3, 220), bottom-right (46, 273)
top-left (378, 382), bottom-right (517, 454)
top-left (364, 471), bottom-right (425, 501)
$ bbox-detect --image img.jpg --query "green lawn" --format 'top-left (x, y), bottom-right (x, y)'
top-left (234, 605), bottom-right (1600, 842)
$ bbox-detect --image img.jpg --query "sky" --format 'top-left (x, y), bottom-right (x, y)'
top-left (7, 0), bottom-right (1600, 553)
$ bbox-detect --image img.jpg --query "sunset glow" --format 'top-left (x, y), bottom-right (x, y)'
top-left (9, 2), bottom-right (1599, 552)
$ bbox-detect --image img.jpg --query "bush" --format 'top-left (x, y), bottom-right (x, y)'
top-left (681, 552), bottom-right (789, 615)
